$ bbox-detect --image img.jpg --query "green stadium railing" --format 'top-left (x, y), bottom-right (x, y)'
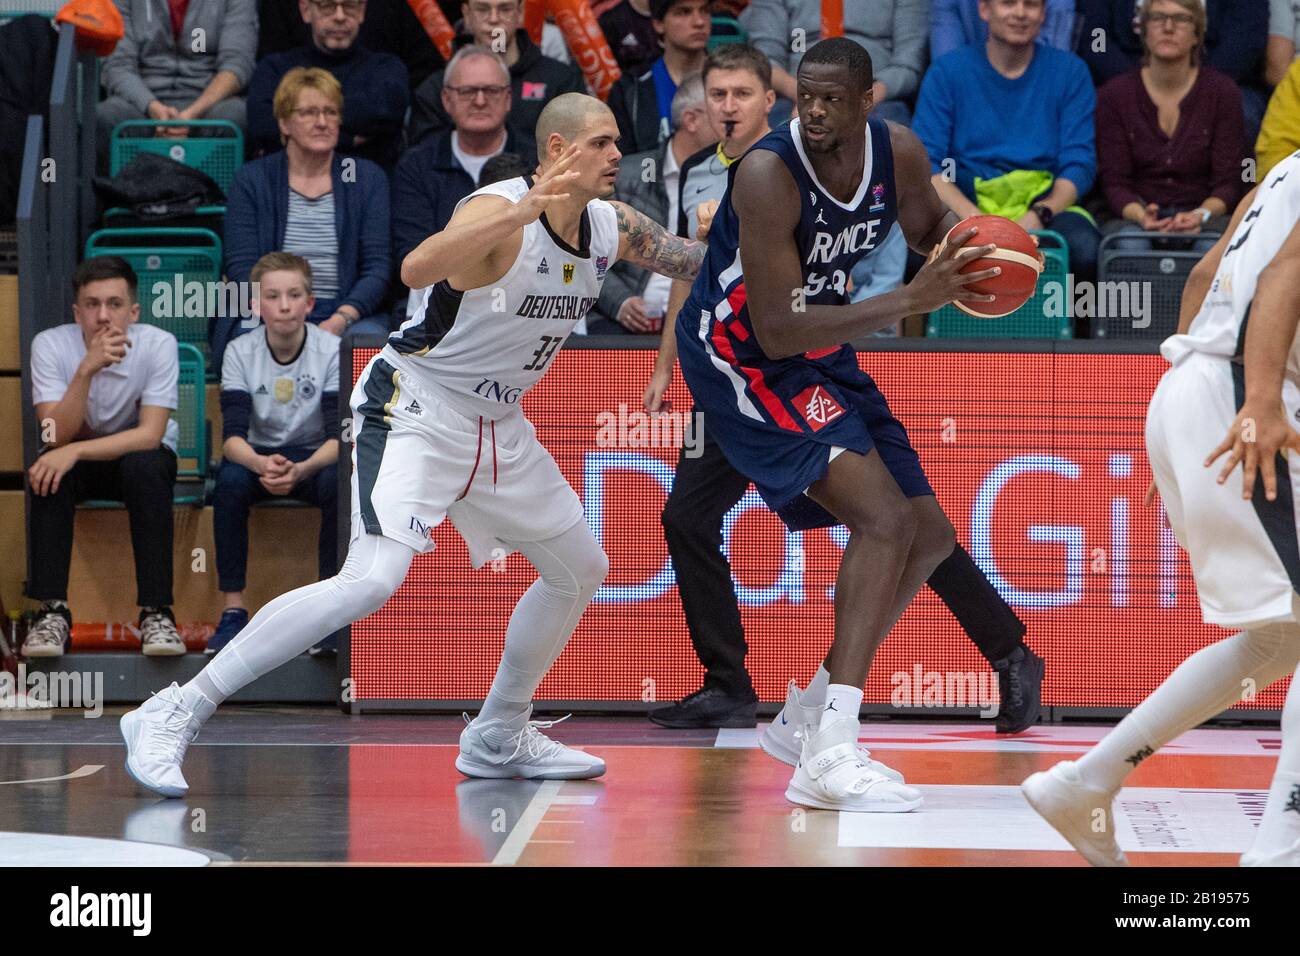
top-left (110, 119), bottom-right (244, 195)
top-left (80, 343), bottom-right (209, 509)
top-left (926, 228), bottom-right (1072, 339)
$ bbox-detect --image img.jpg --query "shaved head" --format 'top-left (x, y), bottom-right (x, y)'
top-left (535, 93), bottom-right (614, 163)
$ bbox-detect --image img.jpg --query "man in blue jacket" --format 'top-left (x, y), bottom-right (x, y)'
top-left (246, 0), bottom-right (410, 169)
top-left (390, 46), bottom-right (536, 325)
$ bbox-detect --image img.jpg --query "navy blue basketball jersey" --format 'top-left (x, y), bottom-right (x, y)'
top-left (676, 115), bottom-right (898, 430)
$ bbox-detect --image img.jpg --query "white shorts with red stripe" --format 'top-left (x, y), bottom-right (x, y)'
top-left (349, 354), bottom-right (584, 566)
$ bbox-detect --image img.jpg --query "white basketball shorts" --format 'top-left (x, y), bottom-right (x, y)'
top-left (1146, 351), bottom-right (1300, 628)
top-left (348, 353), bottom-right (584, 566)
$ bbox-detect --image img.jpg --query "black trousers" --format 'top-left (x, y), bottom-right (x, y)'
top-left (662, 413), bottom-right (1026, 695)
top-left (26, 447), bottom-right (178, 608)
top-left (662, 418), bottom-right (754, 697)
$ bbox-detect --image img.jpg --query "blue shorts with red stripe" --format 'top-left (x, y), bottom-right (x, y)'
top-left (677, 341), bottom-right (934, 531)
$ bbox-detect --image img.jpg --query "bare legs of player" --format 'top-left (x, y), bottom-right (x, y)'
top-left (776, 448), bottom-right (953, 811)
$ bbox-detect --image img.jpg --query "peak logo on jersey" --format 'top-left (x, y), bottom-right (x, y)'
top-left (870, 183), bottom-right (885, 212)
top-left (595, 256), bottom-right (608, 279)
top-left (563, 262), bottom-right (575, 284)
top-left (274, 378), bottom-right (294, 403)
top-left (806, 220), bottom-right (882, 266)
top-left (537, 257), bottom-right (549, 275)
top-left (516, 294), bottom-right (597, 320)
top-left (405, 399), bottom-right (423, 415)
top-left (794, 385), bottom-right (844, 431)
top-left (521, 81), bottom-right (548, 100)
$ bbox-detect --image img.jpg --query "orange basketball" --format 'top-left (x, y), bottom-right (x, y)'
top-left (942, 215), bottom-right (1043, 318)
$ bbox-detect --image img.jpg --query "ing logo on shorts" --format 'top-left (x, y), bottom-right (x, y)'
top-left (409, 516), bottom-right (434, 538)
top-left (794, 385), bottom-right (844, 431)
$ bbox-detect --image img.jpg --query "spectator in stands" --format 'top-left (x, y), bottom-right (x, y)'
top-left (914, 0), bottom-right (1102, 285)
top-left (214, 68), bottom-right (391, 377)
top-left (744, 0), bottom-right (927, 125)
top-left (391, 46), bottom-right (535, 325)
top-left (97, 0), bottom-right (257, 166)
top-left (408, 0), bottom-right (586, 147)
top-left (589, 71), bottom-right (715, 333)
top-left (246, 0), bottom-right (409, 168)
top-left (600, 0), bottom-right (662, 76)
top-left (207, 252), bottom-right (340, 657)
top-left (479, 151), bottom-right (533, 183)
top-left (931, 0), bottom-right (1078, 59)
top-left (23, 257), bottom-right (185, 659)
top-left (1076, 0), bottom-right (1269, 141)
top-left (607, 0), bottom-right (711, 153)
top-left (1257, 55), bottom-right (1300, 179)
top-left (256, 0), bottom-right (444, 92)
top-left (1095, 0), bottom-right (1243, 250)
top-left (1268, 0), bottom-right (1300, 87)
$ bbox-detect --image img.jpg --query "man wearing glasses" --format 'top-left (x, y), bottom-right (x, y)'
top-left (409, 0), bottom-right (587, 147)
top-left (248, 0), bottom-right (410, 168)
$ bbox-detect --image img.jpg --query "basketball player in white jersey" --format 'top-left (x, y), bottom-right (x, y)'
top-left (120, 93), bottom-right (710, 796)
top-left (1024, 151), bottom-right (1300, 866)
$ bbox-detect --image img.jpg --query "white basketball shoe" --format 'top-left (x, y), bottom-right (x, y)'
top-left (1022, 760), bottom-right (1128, 866)
top-left (120, 682), bottom-right (204, 798)
top-left (456, 711), bottom-right (606, 780)
top-left (760, 680), bottom-right (905, 782)
top-left (785, 714), bottom-right (923, 812)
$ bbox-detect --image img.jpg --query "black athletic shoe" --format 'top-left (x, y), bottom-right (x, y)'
top-left (648, 685), bottom-right (758, 729)
top-left (993, 644), bottom-right (1045, 734)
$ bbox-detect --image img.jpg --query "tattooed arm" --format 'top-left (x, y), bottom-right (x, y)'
top-left (611, 201), bottom-right (707, 281)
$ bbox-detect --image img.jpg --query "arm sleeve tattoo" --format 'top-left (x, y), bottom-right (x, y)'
top-left (613, 201), bottom-right (707, 281)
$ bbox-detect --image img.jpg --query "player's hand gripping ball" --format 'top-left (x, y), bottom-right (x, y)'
top-left (933, 215), bottom-right (1045, 317)
top-left (696, 200), bottom-right (720, 240)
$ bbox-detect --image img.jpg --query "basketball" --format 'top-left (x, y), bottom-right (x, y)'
top-left (943, 215), bottom-right (1044, 318)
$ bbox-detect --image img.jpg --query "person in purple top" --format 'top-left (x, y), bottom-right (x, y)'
top-left (1095, 0), bottom-right (1245, 252)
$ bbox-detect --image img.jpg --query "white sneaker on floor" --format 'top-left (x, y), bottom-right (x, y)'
top-left (139, 609), bottom-right (186, 656)
top-left (21, 608), bottom-right (68, 658)
top-left (1241, 837), bottom-right (1300, 866)
top-left (1022, 760), bottom-right (1128, 867)
top-left (785, 715), bottom-right (923, 812)
top-left (456, 712), bottom-right (606, 780)
top-left (120, 682), bottom-right (203, 798)
top-left (760, 680), bottom-right (905, 782)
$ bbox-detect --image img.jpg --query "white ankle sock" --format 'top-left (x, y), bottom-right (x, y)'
top-left (802, 664), bottom-right (831, 708)
top-left (821, 683), bottom-right (863, 730)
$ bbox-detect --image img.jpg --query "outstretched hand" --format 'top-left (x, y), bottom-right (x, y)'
top-left (515, 145), bottom-right (582, 225)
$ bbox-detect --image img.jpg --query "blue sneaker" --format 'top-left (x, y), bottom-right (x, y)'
top-left (205, 608), bottom-right (248, 657)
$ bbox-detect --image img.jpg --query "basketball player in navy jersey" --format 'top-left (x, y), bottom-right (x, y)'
top-left (675, 38), bottom-right (1025, 812)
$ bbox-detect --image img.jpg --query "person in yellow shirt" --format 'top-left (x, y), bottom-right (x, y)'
top-left (1257, 55), bottom-right (1300, 180)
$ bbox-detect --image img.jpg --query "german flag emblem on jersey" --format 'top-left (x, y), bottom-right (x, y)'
top-left (563, 262), bottom-right (575, 284)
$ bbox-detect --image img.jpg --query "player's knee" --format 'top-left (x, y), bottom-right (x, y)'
top-left (573, 544), bottom-right (609, 596)
top-left (843, 497), bottom-right (916, 546)
top-left (916, 511), bottom-right (957, 569)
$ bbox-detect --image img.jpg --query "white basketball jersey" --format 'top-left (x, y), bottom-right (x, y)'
top-left (1161, 150), bottom-right (1300, 383)
top-left (384, 177), bottom-right (620, 419)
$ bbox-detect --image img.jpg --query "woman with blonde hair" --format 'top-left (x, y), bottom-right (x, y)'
top-left (1095, 0), bottom-right (1245, 250)
top-left (213, 67), bottom-right (391, 375)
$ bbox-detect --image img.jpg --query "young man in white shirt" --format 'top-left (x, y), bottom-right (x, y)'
top-left (208, 252), bottom-right (341, 657)
top-left (24, 256), bottom-right (184, 658)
